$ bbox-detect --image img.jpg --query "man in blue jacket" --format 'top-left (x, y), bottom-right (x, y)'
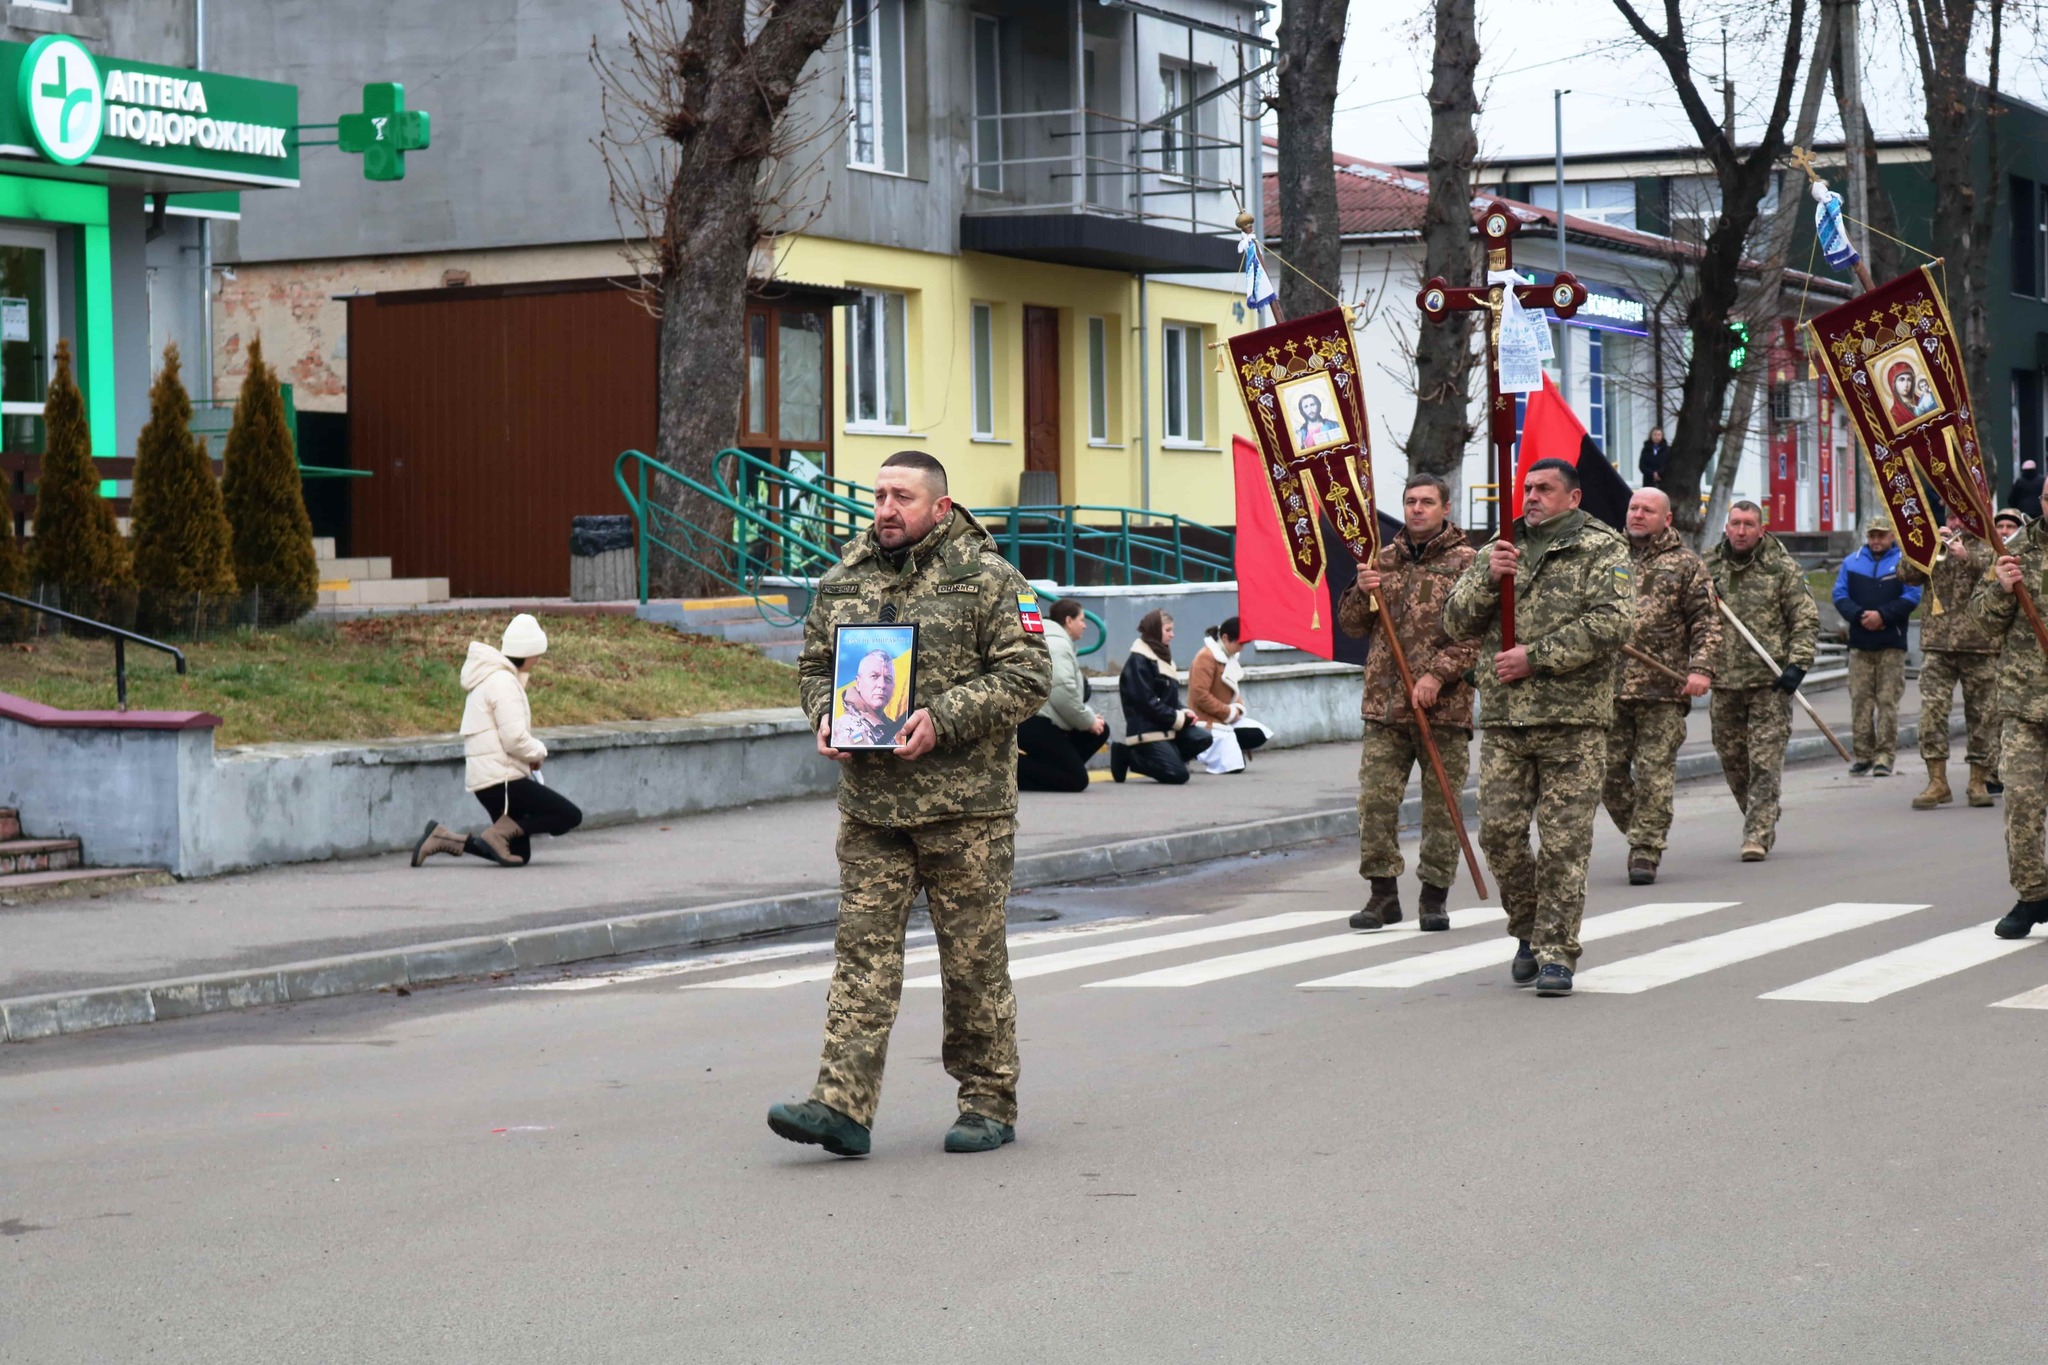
top-left (1833, 514), bottom-right (1922, 775)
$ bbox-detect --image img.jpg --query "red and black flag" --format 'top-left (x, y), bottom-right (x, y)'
top-left (1511, 372), bottom-right (1632, 531)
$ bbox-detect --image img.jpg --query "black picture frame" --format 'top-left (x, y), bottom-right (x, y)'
top-left (830, 622), bottom-right (920, 750)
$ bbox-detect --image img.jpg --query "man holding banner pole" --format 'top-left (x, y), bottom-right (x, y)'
top-left (1975, 516), bottom-right (2048, 938)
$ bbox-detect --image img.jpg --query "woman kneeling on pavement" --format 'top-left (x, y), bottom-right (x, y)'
top-left (1017, 596), bottom-right (1109, 792)
top-left (1110, 609), bottom-right (1211, 784)
top-left (1187, 617), bottom-right (1273, 774)
top-left (412, 613), bottom-right (583, 868)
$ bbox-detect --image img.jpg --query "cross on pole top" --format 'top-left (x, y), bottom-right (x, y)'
top-left (338, 82), bottom-right (431, 182)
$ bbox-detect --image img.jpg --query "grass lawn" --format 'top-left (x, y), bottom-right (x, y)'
top-left (0, 612), bottom-right (799, 747)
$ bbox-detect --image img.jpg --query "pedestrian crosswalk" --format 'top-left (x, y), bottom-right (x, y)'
top-left (662, 898), bottom-right (2048, 1008)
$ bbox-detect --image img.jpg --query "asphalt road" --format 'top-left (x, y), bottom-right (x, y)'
top-left (7, 760), bottom-right (2047, 1362)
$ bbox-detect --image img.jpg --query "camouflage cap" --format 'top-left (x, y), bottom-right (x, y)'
top-left (1867, 513), bottom-right (1894, 533)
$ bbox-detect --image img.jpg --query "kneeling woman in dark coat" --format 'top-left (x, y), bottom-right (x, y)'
top-left (1110, 609), bottom-right (1210, 784)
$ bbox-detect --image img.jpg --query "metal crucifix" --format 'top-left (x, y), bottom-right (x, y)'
top-left (1416, 200), bottom-right (1586, 650)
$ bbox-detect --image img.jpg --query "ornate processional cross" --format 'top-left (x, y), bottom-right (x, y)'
top-left (1416, 200), bottom-right (1586, 651)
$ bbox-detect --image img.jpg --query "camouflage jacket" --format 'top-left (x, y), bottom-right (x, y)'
top-left (1903, 535), bottom-right (1998, 654)
top-left (1444, 508), bottom-right (1634, 729)
top-left (1969, 517), bottom-right (2048, 722)
top-left (1337, 524), bottom-right (1481, 729)
top-left (1703, 532), bottom-right (1819, 690)
top-left (1615, 527), bottom-right (1721, 703)
top-left (799, 507), bottom-right (1051, 827)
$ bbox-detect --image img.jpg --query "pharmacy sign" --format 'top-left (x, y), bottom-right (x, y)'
top-left (19, 35), bottom-right (103, 166)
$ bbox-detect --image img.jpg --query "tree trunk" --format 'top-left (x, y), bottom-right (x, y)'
top-left (1406, 0), bottom-right (1480, 482)
top-left (1274, 0), bottom-right (1350, 321)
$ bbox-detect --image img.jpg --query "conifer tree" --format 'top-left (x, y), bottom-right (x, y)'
top-left (0, 498), bottom-right (25, 641)
top-left (30, 340), bottom-right (131, 614)
top-left (221, 336), bottom-right (316, 621)
top-left (131, 344), bottom-right (236, 626)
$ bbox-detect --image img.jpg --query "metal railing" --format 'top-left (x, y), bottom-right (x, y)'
top-left (0, 591), bottom-right (187, 710)
top-left (966, 105), bottom-right (1247, 239)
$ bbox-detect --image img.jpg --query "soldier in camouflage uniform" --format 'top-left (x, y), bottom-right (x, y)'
top-left (1602, 488), bottom-right (1719, 885)
top-left (1336, 472), bottom-right (1481, 931)
top-left (1445, 458), bottom-right (1634, 997)
top-left (1901, 516), bottom-right (2000, 809)
top-left (1704, 501), bottom-right (1819, 862)
top-left (768, 452), bottom-right (1050, 1157)
top-left (1972, 518), bottom-right (2048, 938)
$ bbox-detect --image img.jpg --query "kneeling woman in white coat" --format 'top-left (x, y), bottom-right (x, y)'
top-left (412, 613), bottom-right (583, 868)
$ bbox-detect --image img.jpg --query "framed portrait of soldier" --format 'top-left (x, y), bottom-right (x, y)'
top-left (1277, 370), bottom-right (1350, 458)
top-left (830, 623), bottom-right (919, 750)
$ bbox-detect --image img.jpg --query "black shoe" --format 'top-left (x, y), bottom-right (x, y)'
top-left (1511, 939), bottom-right (1538, 986)
top-left (1848, 762), bottom-right (1872, 775)
top-left (1417, 882), bottom-right (1450, 932)
top-left (1350, 877), bottom-right (1401, 930)
top-left (943, 1112), bottom-right (1016, 1153)
top-left (767, 1100), bottom-right (871, 1156)
top-left (1994, 900), bottom-right (2048, 940)
top-left (1534, 963), bottom-right (1574, 996)
top-left (1109, 743), bottom-right (1129, 783)
top-left (1989, 780), bottom-right (2005, 795)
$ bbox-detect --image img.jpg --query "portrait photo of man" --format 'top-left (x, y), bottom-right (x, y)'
top-left (1279, 372), bottom-right (1350, 456)
top-left (831, 648), bottom-right (905, 748)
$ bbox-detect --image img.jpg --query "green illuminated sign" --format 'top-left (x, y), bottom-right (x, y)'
top-left (1729, 321), bottom-right (1749, 372)
top-left (338, 83), bottom-right (429, 182)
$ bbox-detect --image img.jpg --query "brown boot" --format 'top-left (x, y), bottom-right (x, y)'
top-left (1628, 851), bottom-right (1658, 885)
top-left (1350, 877), bottom-right (1402, 930)
top-left (1911, 761), bottom-right (1953, 810)
top-left (411, 820), bottom-right (466, 867)
top-left (1967, 765), bottom-right (1993, 807)
top-left (469, 815), bottom-right (528, 867)
top-left (1417, 882), bottom-right (1450, 931)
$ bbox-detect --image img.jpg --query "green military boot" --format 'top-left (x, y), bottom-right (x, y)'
top-left (943, 1112), bottom-right (1016, 1153)
top-left (767, 1100), bottom-right (871, 1157)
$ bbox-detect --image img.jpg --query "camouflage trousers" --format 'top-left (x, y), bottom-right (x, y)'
top-left (2002, 718), bottom-right (2048, 900)
top-left (1847, 648), bottom-right (1906, 768)
top-left (1357, 720), bottom-right (1473, 889)
top-left (1478, 724), bottom-right (1607, 970)
top-left (1919, 649), bottom-right (2001, 769)
top-left (812, 815), bottom-right (1020, 1128)
top-left (1600, 700), bottom-right (1690, 860)
top-left (1710, 686), bottom-right (1793, 850)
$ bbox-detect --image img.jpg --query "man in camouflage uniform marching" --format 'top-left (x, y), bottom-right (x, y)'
top-left (1602, 488), bottom-right (1719, 885)
top-left (769, 451), bottom-right (1050, 1157)
top-left (1704, 501), bottom-right (1819, 862)
top-left (1972, 516), bottom-right (2048, 939)
top-left (1446, 458), bottom-right (1634, 997)
top-left (1902, 514), bottom-right (2001, 809)
top-left (1337, 472), bottom-right (1481, 931)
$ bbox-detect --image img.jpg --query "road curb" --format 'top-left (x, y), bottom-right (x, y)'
top-left (0, 717), bottom-right (1951, 1043)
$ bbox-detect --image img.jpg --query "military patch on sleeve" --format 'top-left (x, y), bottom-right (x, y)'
top-left (1017, 592), bottom-right (1044, 634)
top-left (1612, 566), bottom-right (1633, 595)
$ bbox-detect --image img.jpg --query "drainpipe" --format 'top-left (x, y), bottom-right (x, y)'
top-left (1138, 273), bottom-right (1151, 515)
top-left (196, 0), bottom-right (213, 404)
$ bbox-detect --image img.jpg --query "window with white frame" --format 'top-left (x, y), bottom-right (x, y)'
top-left (1162, 322), bottom-right (1203, 443)
top-left (847, 289), bottom-right (908, 429)
top-left (1087, 317), bottom-right (1109, 442)
top-left (848, 0), bottom-right (907, 174)
top-left (1527, 180), bottom-right (1637, 230)
top-left (972, 14), bottom-right (1002, 192)
top-left (1158, 64), bottom-right (1195, 181)
top-left (970, 302), bottom-right (995, 437)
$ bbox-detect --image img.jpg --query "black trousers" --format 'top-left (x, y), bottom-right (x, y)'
top-left (1126, 729), bottom-right (1212, 785)
top-left (474, 778), bottom-right (583, 863)
top-left (1233, 726), bottom-right (1269, 755)
top-left (1017, 715), bottom-right (1108, 793)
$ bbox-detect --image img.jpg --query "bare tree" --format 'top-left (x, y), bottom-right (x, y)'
top-left (1405, 0), bottom-right (1480, 479)
top-left (1274, 0), bottom-right (1352, 318)
top-left (594, 0), bottom-right (842, 592)
top-left (1611, 0), bottom-right (1811, 538)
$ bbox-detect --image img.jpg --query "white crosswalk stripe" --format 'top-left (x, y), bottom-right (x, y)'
top-left (1086, 908), bottom-right (1505, 987)
top-left (686, 915), bottom-right (1189, 989)
top-left (1990, 979), bottom-right (2048, 1009)
top-left (903, 911), bottom-right (1343, 988)
top-left (1760, 921), bottom-right (2046, 1002)
top-left (1298, 902), bottom-right (1739, 990)
top-left (1572, 902), bottom-right (1930, 994)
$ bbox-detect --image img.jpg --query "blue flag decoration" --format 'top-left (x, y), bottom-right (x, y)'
top-left (1241, 233), bottom-right (1278, 312)
top-left (1813, 183), bottom-right (1860, 273)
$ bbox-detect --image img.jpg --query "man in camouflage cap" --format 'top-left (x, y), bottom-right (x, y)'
top-left (769, 452), bottom-right (1050, 1157)
top-left (1901, 513), bottom-right (2001, 809)
top-left (1446, 458), bottom-right (1634, 997)
top-left (1704, 500), bottom-right (1819, 862)
top-left (1337, 472), bottom-right (1481, 931)
top-left (1973, 516), bottom-right (2048, 939)
top-left (1602, 487), bottom-right (1719, 885)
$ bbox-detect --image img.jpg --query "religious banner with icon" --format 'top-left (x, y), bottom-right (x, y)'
top-left (1226, 307), bottom-right (1379, 594)
top-left (1805, 265), bottom-right (1992, 573)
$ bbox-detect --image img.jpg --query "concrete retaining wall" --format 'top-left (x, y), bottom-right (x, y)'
top-left (1090, 660), bottom-right (1363, 750)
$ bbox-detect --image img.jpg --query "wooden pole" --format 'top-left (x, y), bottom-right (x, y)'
top-left (1621, 643), bottom-right (1690, 687)
top-left (1372, 592), bottom-right (1488, 899)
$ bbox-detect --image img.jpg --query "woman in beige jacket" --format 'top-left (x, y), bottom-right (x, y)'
top-left (412, 614), bottom-right (583, 868)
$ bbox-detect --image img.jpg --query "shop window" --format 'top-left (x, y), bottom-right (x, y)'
top-left (1088, 317), bottom-right (1109, 443)
top-left (971, 14), bottom-right (1002, 192)
top-left (848, 0), bottom-right (907, 174)
top-left (1162, 322), bottom-right (1203, 444)
top-left (970, 302), bottom-right (995, 438)
top-left (847, 288), bottom-right (907, 429)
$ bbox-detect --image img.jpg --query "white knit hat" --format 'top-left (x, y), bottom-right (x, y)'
top-left (501, 613), bottom-right (548, 659)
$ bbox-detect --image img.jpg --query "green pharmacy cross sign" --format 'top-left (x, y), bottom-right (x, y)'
top-left (300, 82), bottom-right (429, 181)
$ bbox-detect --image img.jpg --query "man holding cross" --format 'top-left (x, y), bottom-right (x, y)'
top-left (1446, 458), bottom-right (1634, 997)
